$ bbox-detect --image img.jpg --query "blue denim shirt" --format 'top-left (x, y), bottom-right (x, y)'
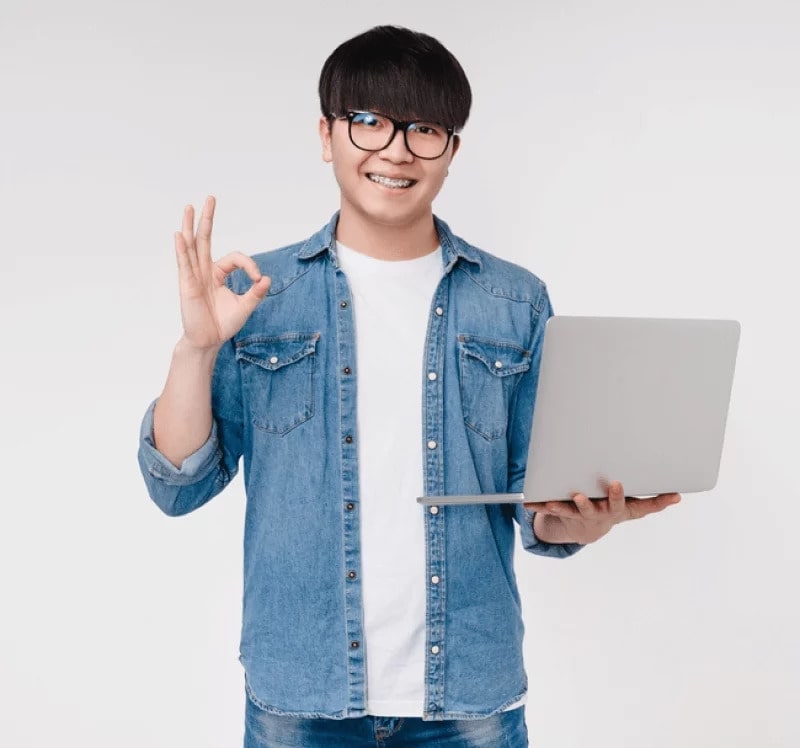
top-left (137, 211), bottom-right (583, 721)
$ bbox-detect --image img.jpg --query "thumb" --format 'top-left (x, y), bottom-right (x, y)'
top-left (241, 275), bottom-right (271, 310)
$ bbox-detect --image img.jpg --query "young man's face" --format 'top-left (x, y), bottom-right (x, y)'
top-left (319, 113), bottom-right (460, 230)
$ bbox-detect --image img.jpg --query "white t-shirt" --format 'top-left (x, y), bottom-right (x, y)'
top-left (336, 240), bottom-right (442, 717)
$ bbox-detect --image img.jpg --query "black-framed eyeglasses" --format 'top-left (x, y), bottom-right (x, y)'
top-left (330, 110), bottom-right (456, 160)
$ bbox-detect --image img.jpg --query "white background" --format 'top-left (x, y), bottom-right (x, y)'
top-left (2, 0), bottom-right (798, 746)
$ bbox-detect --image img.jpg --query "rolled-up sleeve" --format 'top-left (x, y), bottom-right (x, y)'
top-left (138, 397), bottom-right (222, 484)
top-left (136, 335), bottom-right (244, 516)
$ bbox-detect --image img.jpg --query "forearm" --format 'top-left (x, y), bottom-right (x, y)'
top-left (152, 337), bottom-right (221, 468)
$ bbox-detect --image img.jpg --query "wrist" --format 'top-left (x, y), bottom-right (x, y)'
top-left (175, 336), bottom-right (222, 359)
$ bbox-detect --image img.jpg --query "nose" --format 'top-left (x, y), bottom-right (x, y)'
top-left (379, 127), bottom-right (414, 162)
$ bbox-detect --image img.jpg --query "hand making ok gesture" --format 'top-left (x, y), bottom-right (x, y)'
top-left (174, 195), bottom-right (271, 351)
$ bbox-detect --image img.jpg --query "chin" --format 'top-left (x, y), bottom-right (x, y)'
top-left (366, 206), bottom-right (426, 228)
top-left (361, 194), bottom-right (432, 225)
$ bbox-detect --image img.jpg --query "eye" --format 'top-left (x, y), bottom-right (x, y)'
top-left (352, 112), bottom-right (383, 128)
top-left (409, 122), bottom-right (445, 137)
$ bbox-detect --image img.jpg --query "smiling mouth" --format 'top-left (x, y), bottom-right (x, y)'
top-left (367, 173), bottom-right (417, 189)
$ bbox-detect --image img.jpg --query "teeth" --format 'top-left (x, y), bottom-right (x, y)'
top-left (368, 174), bottom-right (414, 188)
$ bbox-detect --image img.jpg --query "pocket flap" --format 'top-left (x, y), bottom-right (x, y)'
top-left (235, 333), bottom-right (320, 371)
top-left (458, 335), bottom-right (531, 376)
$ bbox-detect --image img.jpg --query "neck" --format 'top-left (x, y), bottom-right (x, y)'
top-left (335, 203), bottom-right (439, 260)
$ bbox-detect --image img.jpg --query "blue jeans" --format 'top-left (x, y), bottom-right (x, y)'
top-left (244, 694), bottom-right (529, 747)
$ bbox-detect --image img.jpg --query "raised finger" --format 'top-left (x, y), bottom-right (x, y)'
top-left (181, 204), bottom-right (195, 248)
top-left (195, 196), bottom-right (216, 273)
top-left (181, 204), bottom-right (200, 276)
top-left (174, 231), bottom-right (197, 283)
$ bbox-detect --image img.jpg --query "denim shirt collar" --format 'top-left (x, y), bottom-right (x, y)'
top-left (296, 211), bottom-right (482, 273)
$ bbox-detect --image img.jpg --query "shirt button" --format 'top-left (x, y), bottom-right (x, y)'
top-left (427, 440), bottom-right (437, 449)
top-left (351, 641), bottom-right (360, 649)
top-left (343, 366), bottom-right (352, 375)
top-left (435, 307), bottom-right (443, 316)
top-left (431, 645), bottom-right (440, 655)
top-left (429, 506), bottom-right (439, 515)
top-left (494, 360), bottom-right (503, 369)
top-left (347, 570), bottom-right (357, 579)
top-left (346, 502), bottom-right (355, 511)
top-left (340, 300), bottom-right (348, 309)
top-left (269, 356), bottom-right (279, 364)
top-left (431, 575), bottom-right (440, 584)
top-left (428, 372), bottom-right (437, 381)
top-left (345, 435), bottom-right (353, 444)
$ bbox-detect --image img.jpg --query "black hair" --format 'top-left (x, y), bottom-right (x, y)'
top-left (318, 25), bottom-right (472, 132)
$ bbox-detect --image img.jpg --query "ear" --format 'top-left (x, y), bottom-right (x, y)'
top-left (319, 116), bottom-right (333, 163)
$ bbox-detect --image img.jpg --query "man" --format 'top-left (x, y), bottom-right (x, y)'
top-left (137, 25), bottom-right (680, 747)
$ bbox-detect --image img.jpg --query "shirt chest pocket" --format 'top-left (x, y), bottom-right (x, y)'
top-left (457, 335), bottom-right (531, 441)
top-left (235, 333), bottom-right (320, 435)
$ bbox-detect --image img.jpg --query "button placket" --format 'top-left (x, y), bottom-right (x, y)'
top-left (423, 285), bottom-right (448, 715)
top-left (335, 269), bottom-right (366, 711)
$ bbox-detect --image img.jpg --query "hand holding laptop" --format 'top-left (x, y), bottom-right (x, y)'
top-left (525, 480), bottom-right (681, 545)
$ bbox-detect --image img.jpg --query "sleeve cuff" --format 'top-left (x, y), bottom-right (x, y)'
top-left (138, 398), bottom-right (221, 485)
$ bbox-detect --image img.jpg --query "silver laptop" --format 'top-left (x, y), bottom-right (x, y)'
top-left (418, 316), bottom-right (741, 505)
